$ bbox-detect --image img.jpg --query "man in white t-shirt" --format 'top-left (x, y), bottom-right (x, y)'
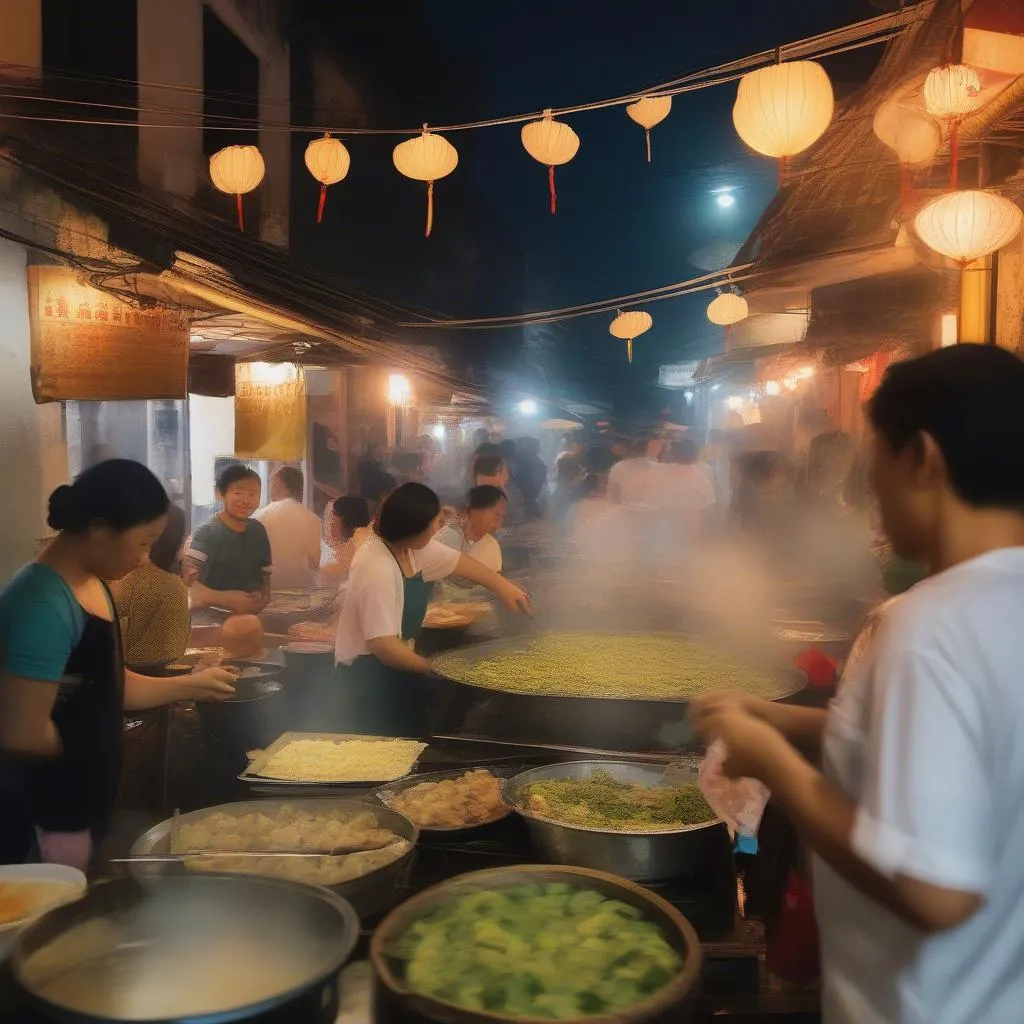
top-left (607, 432), bottom-right (668, 511)
top-left (253, 467), bottom-right (321, 590)
top-left (692, 344), bottom-right (1024, 1024)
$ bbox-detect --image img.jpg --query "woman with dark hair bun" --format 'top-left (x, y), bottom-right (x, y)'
top-left (333, 482), bottom-right (531, 736)
top-left (0, 460), bottom-right (237, 868)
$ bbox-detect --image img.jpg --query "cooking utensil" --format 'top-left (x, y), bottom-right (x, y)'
top-left (112, 837), bottom-right (395, 862)
top-left (130, 798), bottom-right (419, 921)
top-left (0, 865), bottom-right (87, 961)
top-left (430, 632), bottom-right (804, 754)
top-left (503, 760), bottom-right (728, 881)
top-left (194, 677), bottom-right (285, 752)
top-left (370, 864), bottom-right (702, 1024)
top-left (374, 766), bottom-right (514, 833)
top-left (11, 875), bottom-right (358, 1024)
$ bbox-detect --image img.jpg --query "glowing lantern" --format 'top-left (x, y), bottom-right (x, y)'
top-left (732, 61), bottom-right (834, 179)
top-left (626, 95), bottom-right (672, 163)
top-left (873, 100), bottom-right (942, 208)
top-left (521, 109), bottom-right (579, 214)
top-left (209, 145), bottom-right (265, 232)
top-left (923, 64), bottom-right (982, 187)
top-left (392, 126), bottom-right (458, 237)
top-left (304, 134), bottom-right (350, 224)
top-left (707, 292), bottom-right (749, 326)
top-left (609, 309), bottom-right (652, 364)
top-left (914, 190), bottom-right (1023, 264)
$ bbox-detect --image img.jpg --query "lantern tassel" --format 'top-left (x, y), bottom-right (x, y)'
top-left (778, 155), bottom-right (787, 185)
top-left (949, 123), bottom-right (959, 188)
top-left (236, 193), bottom-right (244, 232)
top-left (645, 129), bottom-right (652, 164)
top-left (316, 184), bottom-right (327, 224)
top-left (627, 338), bottom-right (633, 363)
top-left (548, 165), bottom-right (557, 215)
top-left (425, 180), bottom-right (434, 238)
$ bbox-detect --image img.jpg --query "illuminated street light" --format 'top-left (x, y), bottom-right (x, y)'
top-left (518, 398), bottom-right (538, 415)
top-left (716, 192), bottom-right (735, 208)
top-left (726, 396), bottom-right (743, 410)
top-left (387, 374), bottom-right (411, 405)
top-left (431, 423), bottom-right (445, 440)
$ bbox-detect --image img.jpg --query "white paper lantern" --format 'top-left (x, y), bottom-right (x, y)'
top-left (521, 109), bottom-right (580, 214)
top-left (923, 64), bottom-right (982, 187)
top-left (707, 292), bottom-right (749, 326)
top-left (209, 145), bottom-right (265, 232)
top-left (914, 190), bottom-right (1023, 264)
top-left (732, 61), bottom-right (834, 176)
top-left (873, 101), bottom-right (942, 166)
top-left (393, 127), bottom-right (459, 237)
top-left (626, 95), bottom-right (672, 163)
top-left (304, 134), bottom-right (351, 223)
top-left (609, 309), bottom-right (653, 363)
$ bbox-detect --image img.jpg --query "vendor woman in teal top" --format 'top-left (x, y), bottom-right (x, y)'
top-left (0, 460), bottom-right (238, 868)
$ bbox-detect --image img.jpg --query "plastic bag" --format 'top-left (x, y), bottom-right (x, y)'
top-left (698, 738), bottom-right (771, 841)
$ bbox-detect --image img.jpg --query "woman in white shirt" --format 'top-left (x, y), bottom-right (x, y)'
top-left (334, 482), bottom-right (530, 737)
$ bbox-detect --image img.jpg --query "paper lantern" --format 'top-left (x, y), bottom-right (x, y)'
top-left (304, 134), bottom-right (351, 224)
top-left (626, 95), bottom-right (672, 163)
top-left (393, 127), bottom-right (458, 237)
top-left (521, 109), bottom-right (579, 214)
top-left (873, 100), bottom-right (942, 208)
top-left (209, 145), bottom-right (265, 232)
top-left (707, 292), bottom-right (749, 326)
top-left (923, 64), bottom-right (981, 187)
top-left (732, 61), bottom-right (834, 178)
top-left (914, 190), bottom-right (1023, 264)
top-left (609, 309), bottom-right (652, 363)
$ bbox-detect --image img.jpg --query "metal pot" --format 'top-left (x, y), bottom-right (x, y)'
top-left (130, 798), bottom-right (419, 922)
top-left (193, 677), bottom-right (285, 751)
top-left (280, 645), bottom-right (337, 732)
top-left (503, 761), bottom-right (728, 882)
top-left (12, 875), bottom-right (359, 1023)
top-left (370, 864), bottom-right (702, 1024)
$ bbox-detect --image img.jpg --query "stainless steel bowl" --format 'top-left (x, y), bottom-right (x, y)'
top-left (374, 767), bottom-right (514, 833)
top-left (504, 761), bottom-right (726, 881)
top-left (131, 798), bottom-right (419, 921)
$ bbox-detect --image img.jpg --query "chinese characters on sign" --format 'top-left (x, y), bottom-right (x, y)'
top-left (28, 266), bottom-right (189, 403)
top-left (234, 363), bottom-right (307, 460)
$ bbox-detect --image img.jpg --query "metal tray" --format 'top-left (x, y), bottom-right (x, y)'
top-left (240, 732), bottom-right (427, 787)
top-left (374, 766), bottom-right (515, 833)
top-left (129, 798), bottom-right (418, 922)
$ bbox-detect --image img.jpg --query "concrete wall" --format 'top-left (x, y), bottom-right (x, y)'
top-left (996, 231), bottom-right (1024, 356)
top-left (3, 0), bottom-right (42, 74)
top-left (188, 393), bottom-right (235, 506)
top-left (136, 0), bottom-right (290, 246)
top-left (0, 241), bottom-right (66, 583)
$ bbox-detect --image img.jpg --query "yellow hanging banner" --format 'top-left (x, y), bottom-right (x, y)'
top-left (234, 362), bottom-right (306, 461)
top-left (28, 265), bottom-right (188, 403)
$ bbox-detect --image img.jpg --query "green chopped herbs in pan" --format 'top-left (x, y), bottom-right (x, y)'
top-left (436, 632), bottom-right (790, 700)
top-left (389, 883), bottom-right (682, 1019)
top-left (522, 770), bottom-right (714, 832)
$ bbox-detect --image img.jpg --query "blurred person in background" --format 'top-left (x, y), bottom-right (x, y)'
top-left (254, 467), bottom-right (320, 591)
top-left (516, 437), bottom-right (548, 519)
top-left (320, 496), bottom-right (372, 583)
top-left (663, 438), bottom-right (716, 541)
top-left (548, 454), bottom-right (582, 525)
top-left (704, 429), bottom-right (733, 521)
top-left (437, 485), bottom-right (507, 600)
top-left (607, 431), bottom-right (667, 510)
top-left (109, 504), bottom-right (190, 670)
top-left (356, 443), bottom-right (396, 510)
top-left (473, 453), bottom-right (509, 489)
top-left (692, 344), bottom-right (1024, 1024)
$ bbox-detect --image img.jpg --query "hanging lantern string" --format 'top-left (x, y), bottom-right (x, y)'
top-left (548, 167), bottom-right (557, 215)
top-left (316, 184), bottom-right (327, 224)
top-left (645, 129), bottom-right (652, 164)
top-left (0, 8), bottom-right (912, 137)
top-left (426, 181), bottom-right (435, 238)
top-left (236, 194), bottom-right (244, 232)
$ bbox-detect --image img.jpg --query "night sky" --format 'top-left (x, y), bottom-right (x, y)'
top-left (299, 0), bottom-right (881, 414)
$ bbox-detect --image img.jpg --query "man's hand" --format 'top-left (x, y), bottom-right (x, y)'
top-left (496, 580), bottom-right (532, 617)
top-left (247, 591), bottom-right (270, 613)
top-left (690, 699), bottom-right (787, 782)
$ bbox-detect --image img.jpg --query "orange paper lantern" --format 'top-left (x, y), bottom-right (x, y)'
top-left (209, 145), bottom-right (265, 232)
top-left (521, 109), bottom-right (579, 214)
top-left (304, 134), bottom-right (351, 223)
top-left (393, 127), bottom-right (459, 237)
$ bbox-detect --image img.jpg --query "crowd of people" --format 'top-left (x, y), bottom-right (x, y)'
top-left (4, 344), bottom-right (1024, 1023)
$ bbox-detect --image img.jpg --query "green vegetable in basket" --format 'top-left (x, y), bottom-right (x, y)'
top-left (389, 882), bottom-right (682, 1019)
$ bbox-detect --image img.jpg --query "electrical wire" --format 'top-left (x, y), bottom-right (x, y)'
top-left (0, 5), bottom-right (922, 137)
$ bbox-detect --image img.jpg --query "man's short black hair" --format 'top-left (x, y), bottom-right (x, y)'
top-left (869, 345), bottom-right (1024, 509)
top-left (467, 484), bottom-right (507, 510)
top-left (473, 454), bottom-right (505, 479)
top-left (216, 463), bottom-right (260, 495)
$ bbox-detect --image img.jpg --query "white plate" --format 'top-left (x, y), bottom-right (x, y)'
top-left (0, 863), bottom-right (87, 958)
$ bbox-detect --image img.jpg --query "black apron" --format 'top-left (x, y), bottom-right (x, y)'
top-left (26, 592), bottom-right (124, 840)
